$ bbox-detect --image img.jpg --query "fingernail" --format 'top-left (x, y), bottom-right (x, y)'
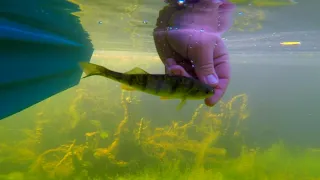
top-left (206, 74), bottom-right (219, 85)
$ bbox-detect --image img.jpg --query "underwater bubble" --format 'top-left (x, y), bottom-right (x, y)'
top-left (190, 60), bottom-right (195, 68)
top-left (177, 0), bottom-right (185, 5)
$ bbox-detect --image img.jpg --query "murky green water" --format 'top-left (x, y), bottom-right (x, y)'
top-left (1, 0), bottom-right (320, 179)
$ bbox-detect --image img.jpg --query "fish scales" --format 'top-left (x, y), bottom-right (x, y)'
top-left (119, 74), bottom-right (198, 97)
top-left (79, 62), bottom-right (214, 110)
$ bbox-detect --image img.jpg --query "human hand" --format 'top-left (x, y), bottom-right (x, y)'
top-left (165, 34), bottom-right (230, 107)
top-left (153, 0), bottom-right (235, 106)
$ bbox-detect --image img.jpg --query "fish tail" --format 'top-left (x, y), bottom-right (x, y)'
top-left (79, 62), bottom-right (110, 78)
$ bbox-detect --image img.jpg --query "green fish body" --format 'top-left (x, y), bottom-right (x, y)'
top-left (79, 62), bottom-right (214, 110)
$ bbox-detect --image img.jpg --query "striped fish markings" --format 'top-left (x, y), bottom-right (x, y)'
top-left (79, 62), bottom-right (214, 110)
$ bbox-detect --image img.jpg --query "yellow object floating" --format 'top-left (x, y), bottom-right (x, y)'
top-left (280, 41), bottom-right (301, 46)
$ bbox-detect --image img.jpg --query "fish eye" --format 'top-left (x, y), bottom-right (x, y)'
top-left (206, 88), bottom-right (213, 94)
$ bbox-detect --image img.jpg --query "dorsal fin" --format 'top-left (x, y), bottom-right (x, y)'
top-left (125, 67), bottom-right (149, 74)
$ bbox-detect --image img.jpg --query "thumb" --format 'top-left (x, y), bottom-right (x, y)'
top-left (188, 32), bottom-right (219, 87)
top-left (194, 60), bottom-right (219, 87)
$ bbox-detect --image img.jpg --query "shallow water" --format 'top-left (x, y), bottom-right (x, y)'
top-left (1, 0), bottom-right (320, 179)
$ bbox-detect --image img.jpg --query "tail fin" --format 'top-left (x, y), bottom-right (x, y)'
top-left (79, 62), bottom-right (109, 78)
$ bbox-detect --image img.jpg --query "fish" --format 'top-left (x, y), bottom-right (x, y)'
top-left (79, 62), bottom-right (214, 110)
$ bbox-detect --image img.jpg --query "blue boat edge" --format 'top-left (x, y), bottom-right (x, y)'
top-left (0, 0), bottom-right (94, 120)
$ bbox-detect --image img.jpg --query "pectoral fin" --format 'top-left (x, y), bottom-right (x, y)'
top-left (120, 84), bottom-right (135, 91)
top-left (176, 98), bottom-right (187, 110)
top-left (160, 96), bottom-right (175, 100)
top-left (125, 67), bottom-right (149, 74)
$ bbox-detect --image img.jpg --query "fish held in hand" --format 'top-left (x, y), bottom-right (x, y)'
top-left (79, 62), bottom-right (214, 110)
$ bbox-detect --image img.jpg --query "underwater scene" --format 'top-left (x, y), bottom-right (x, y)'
top-left (1, 0), bottom-right (320, 179)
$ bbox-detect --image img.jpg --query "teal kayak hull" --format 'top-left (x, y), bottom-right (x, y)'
top-left (0, 0), bottom-right (94, 120)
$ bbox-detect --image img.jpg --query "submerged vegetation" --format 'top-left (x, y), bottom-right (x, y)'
top-left (230, 0), bottom-right (297, 32)
top-left (0, 69), bottom-right (319, 179)
top-left (0, 0), bottom-right (307, 179)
